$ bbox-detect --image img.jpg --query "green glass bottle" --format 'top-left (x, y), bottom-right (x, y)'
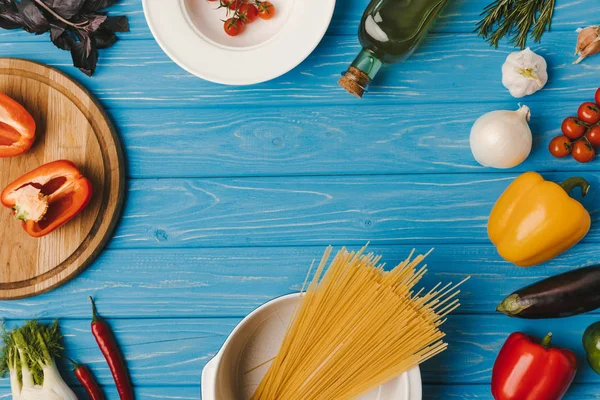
top-left (339, 0), bottom-right (449, 97)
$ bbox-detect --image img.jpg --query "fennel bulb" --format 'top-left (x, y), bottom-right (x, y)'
top-left (1, 321), bottom-right (77, 400)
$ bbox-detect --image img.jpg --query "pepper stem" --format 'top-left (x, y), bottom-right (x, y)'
top-left (541, 332), bottom-right (553, 348)
top-left (89, 296), bottom-right (102, 323)
top-left (66, 357), bottom-right (81, 371)
top-left (560, 177), bottom-right (590, 197)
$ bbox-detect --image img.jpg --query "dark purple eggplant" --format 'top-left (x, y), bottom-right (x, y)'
top-left (497, 265), bottom-right (600, 319)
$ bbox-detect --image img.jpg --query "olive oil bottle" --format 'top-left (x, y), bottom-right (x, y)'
top-left (339, 0), bottom-right (449, 97)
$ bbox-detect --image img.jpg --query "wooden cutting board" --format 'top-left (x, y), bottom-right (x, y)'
top-left (0, 58), bottom-right (125, 299)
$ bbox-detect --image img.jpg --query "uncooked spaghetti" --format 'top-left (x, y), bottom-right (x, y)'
top-left (251, 246), bottom-right (467, 400)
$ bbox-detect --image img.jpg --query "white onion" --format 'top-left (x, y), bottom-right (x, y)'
top-left (470, 105), bottom-right (532, 169)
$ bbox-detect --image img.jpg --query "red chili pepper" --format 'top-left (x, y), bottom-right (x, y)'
top-left (492, 332), bottom-right (577, 400)
top-left (0, 92), bottom-right (36, 158)
top-left (90, 297), bottom-right (134, 400)
top-left (1, 160), bottom-right (92, 237)
top-left (69, 358), bottom-right (105, 400)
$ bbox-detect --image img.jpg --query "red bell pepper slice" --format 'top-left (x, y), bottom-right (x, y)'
top-left (1, 160), bottom-right (92, 238)
top-left (0, 92), bottom-right (36, 158)
top-left (492, 332), bottom-right (577, 400)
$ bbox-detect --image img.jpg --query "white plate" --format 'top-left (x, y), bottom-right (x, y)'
top-left (201, 293), bottom-right (422, 400)
top-left (142, 0), bottom-right (336, 85)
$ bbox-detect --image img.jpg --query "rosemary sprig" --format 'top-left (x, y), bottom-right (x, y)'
top-left (476, 0), bottom-right (556, 49)
top-left (531, 0), bottom-right (555, 43)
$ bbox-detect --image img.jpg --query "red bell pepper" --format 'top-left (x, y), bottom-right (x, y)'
top-left (1, 160), bottom-right (92, 237)
top-left (492, 332), bottom-right (577, 400)
top-left (0, 92), bottom-right (36, 157)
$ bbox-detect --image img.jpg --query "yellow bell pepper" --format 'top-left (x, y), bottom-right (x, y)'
top-left (488, 172), bottom-right (591, 267)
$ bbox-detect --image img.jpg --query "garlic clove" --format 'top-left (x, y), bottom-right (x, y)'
top-left (576, 37), bottom-right (600, 64)
top-left (574, 26), bottom-right (600, 64)
top-left (575, 26), bottom-right (600, 54)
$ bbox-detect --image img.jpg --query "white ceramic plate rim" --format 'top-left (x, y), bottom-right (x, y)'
top-left (142, 0), bottom-right (336, 85)
top-left (201, 293), bottom-right (423, 400)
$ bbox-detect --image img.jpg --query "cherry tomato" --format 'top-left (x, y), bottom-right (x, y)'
top-left (595, 88), bottom-right (600, 106)
top-left (561, 116), bottom-right (587, 140)
top-left (222, 0), bottom-right (241, 9)
top-left (586, 125), bottom-right (600, 147)
top-left (238, 3), bottom-right (259, 23)
top-left (257, 1), bottom-right (275, 19)
top-left (548, 136), bottom-right (572, 158)
top-left (578, 102), bottom-right (600, 124)
top-left (572, 139), bottom-right (596, 163)
top-left (224, 18), bottom-right (245, 36)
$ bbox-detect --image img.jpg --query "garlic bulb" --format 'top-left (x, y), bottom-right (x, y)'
top-left (470, 105), bottom-right (532, 169)
top-left (502, 48), bottom-right (548, 98)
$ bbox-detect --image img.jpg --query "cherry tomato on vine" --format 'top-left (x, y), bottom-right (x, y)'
top-left (257, 1), bottom-right (275, 19)
top-left (595, 88), bottom-right (600, 106)
top-left (238, 3), bottom-right (259, 23)
top-left (586, 125), bottom-right (600, 147)
top-left (561, 116), bottom-right (587, 140)
top-left (549, 136), bottom-right (572, 158)
top-left (222, 0), bottom-right (242, 9)
top-left (224, 18), bottom-right (245, 36)
top-left (578, 102), bottom-right (600, 124)
top-left (572, 139), bottom-right (596, 163)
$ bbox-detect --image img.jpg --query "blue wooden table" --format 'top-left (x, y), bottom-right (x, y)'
top-left (1, 0), bottom-right (600, 398)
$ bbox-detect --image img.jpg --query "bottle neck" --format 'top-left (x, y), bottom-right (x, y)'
top-left (351, 49), bottom-right (383, 81)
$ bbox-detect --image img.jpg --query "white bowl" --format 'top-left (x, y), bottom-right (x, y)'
top-left (142, 0), bottom-right (336, 85)
top-left (201, 293), bottom-right (423, 400)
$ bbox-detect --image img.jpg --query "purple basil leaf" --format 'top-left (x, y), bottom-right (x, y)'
top-left (16, 0), bottom-right (49, 34)
top-left (51, 28), bottom-right (74, 50)
top-left (0, 11), bottom-right (24, 30)
top-left (71, 34), bottom-right (97, 75)
top-left (93, 27), bottom-right (116, 48)
top-left (82, 0), bottom-right (117, 12)
top-left (40, 0), bottom-right (84, 19)
top-left (101, 15), bottom-right (127, 32)
top-left (86, 13), bottom-right (106, 32)
top-left (49, 22), bottom-right (64, 40)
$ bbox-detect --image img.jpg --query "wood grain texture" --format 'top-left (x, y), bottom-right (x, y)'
top-left (102, 173), bottom-right (598, 249)
top-left (0, 32), bottom-right (597, 109)
top-left (0, 244), bottom-right (597, 319)
top-left (421, 384), bottom-right (600, 399)
top-left (0, 314), bottom-right (597, 391)
top-left (114, 102), bottom-right (599, 179)
top-left (0, 0), bottom-right (598, 398)
top-left (0, 59), bottom-right (125, 298)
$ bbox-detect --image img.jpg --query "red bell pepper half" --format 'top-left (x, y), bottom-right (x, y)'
top-left (1, 160), bottom-right (92, 237)
top-left (492, 332), bottom-right (577, 400)
top-left (0, 92), bottom-right (36, 158)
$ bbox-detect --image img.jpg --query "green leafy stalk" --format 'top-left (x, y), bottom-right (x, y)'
top-left (476, 0), bottom-right (556, 49)
top-left (0, 320), bottom-right (64, 386)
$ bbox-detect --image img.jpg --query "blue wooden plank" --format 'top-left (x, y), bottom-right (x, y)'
top-left (0, 315), bottom-right (596, 388)
top-left (0, 33), bottom-right (596, 109)
top-left (0, 244), bottom-right (598, 319)
top-left (422, 384), bottom-right (600, 399)
top-left (0, 386), bottom-right (201, 400)
top-left (3, 383), bottom-right (599, 399)
top-left (105, 173), bottom-right (599, 249)
top-left (0, 318), bottom-right (238, 389)
top-left (429, 314), bottom-right (600, 385)
top-left (0, 0), bottom-right (594, 41)
top-left (116, 102), bottom-right (600, 179)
